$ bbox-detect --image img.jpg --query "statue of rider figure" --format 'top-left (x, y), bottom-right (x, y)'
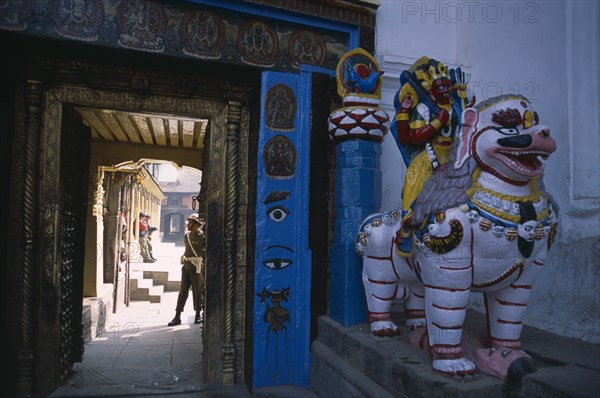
top-left (392, 56), bottom-right (470, 256)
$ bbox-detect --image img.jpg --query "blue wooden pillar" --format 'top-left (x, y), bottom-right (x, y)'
top-left (330, 141), bottom-right (382, 325)
top-left (327, 48), bottom-right (389, 326)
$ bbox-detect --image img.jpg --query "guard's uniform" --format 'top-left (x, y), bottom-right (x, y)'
top-left (175, 231), bottom-right (205, 313)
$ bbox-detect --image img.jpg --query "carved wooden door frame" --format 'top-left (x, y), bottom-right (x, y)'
top-left (9, 77), bottom-right (251, 393)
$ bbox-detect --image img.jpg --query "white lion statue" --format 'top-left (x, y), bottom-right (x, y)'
top-left (356, 94), bottom-right (558, 379)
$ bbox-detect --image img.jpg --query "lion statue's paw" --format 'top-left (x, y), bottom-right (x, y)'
top-left (432, 358), bottom-right (477, 376)
top-left (473, 347), bottom-right (536, 381)
top-left (370, 320), bottom-right (400, 337)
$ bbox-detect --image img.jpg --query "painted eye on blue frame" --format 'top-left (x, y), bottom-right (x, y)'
top-left (262, 258), bottom-right (293, 270)
top-left (266, 205), bottom-right (290, 222)
top-left (262, 245), bottom-right (294, 270)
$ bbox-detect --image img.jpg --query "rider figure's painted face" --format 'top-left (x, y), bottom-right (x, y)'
top-left (429, 77), bottom-right (452, 105)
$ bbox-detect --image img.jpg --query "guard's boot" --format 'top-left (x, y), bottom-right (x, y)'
top-left (168, 312), bottom-right (182, 326)
top-left (194, 312), bottom-right (202, 325)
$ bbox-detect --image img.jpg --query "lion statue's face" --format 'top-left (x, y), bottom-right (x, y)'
top-left (456, 96), bottom-right (557, 184)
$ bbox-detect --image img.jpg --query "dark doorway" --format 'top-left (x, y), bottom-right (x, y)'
top-left (163, 212), bottom-right (186, 244)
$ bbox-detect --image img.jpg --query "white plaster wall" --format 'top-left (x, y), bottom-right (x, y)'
top-left (375, 0), bottom-right (600, 343)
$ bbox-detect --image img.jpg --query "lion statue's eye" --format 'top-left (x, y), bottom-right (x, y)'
top-left (495, 127), bottom-right (520, 136)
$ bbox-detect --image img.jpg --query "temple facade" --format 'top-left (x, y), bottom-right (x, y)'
top-left (1, 1), bottom-right (598, 397)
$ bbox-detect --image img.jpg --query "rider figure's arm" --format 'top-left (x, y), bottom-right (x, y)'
top-left (396, 95), bottom-right (449, 146)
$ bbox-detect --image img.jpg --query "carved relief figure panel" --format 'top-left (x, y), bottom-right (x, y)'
top-left (52, 0), bottom-right (104, 41)
top-left (0, 0), bottom-right (34, 31)
top-left (117, 0), bottom-right (167, 53)
top-left (181, 9), bottom-right (224, 60)
top-left (288, 30), bottom-right (326, 68)
top-left (1, 0), bottom-right (351, 72)
top-left (264, 134), bottom-right (296, 180)
top-left (237, 21), bottom-right (279, 67)
top-left (265, 83), bottom-right (296, 132)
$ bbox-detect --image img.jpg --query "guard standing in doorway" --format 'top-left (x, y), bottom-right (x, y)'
top-left (168, 214), bottom-right (205, 326)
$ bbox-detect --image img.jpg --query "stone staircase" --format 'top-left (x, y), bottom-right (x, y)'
top-left (128, 240), bottom-right (182, 303)
top-left (141, 270), bottom-right (181, 292)
top-left (129, 270), bottom-right (165, 303)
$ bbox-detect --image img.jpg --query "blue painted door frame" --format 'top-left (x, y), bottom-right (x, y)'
top-left (253, 66), bottom-right (337, 388)
top-left (183, 0), bottom-right (361, 388)
top-left (253, 69), bottom-right (308, 388)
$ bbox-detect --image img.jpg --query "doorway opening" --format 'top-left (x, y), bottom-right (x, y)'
top-left (37, 81), bottom-right (253, 392)
top-left (63, 155), bottom-right (209, 394)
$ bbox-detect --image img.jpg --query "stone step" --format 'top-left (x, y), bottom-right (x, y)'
top-left (311, 313), bottom-right (600, 398)
top-left (130, 284), bottom-right (163, 303)
top-left (142, 270), bottom-right (181, 292)
top-left (129, 278), bottom-right (164, 303)
top-left (311, 315), bottom-right (470, 398)
top-left (127, 238), bottom-right (184, 301)
top-left (311, 340), bottom-right (396, 398)
top-left (129, 269), bottom-right (144, 280)
top-left (81, 285), bottom-right (113, 343)
top-left (130, 276), bottom-right (154, 289)
top-left (144, 270), bottom-right (169, 284)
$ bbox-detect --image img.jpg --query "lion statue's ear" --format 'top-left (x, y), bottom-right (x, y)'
top-left (455, 108), bottom-right (479, 169)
